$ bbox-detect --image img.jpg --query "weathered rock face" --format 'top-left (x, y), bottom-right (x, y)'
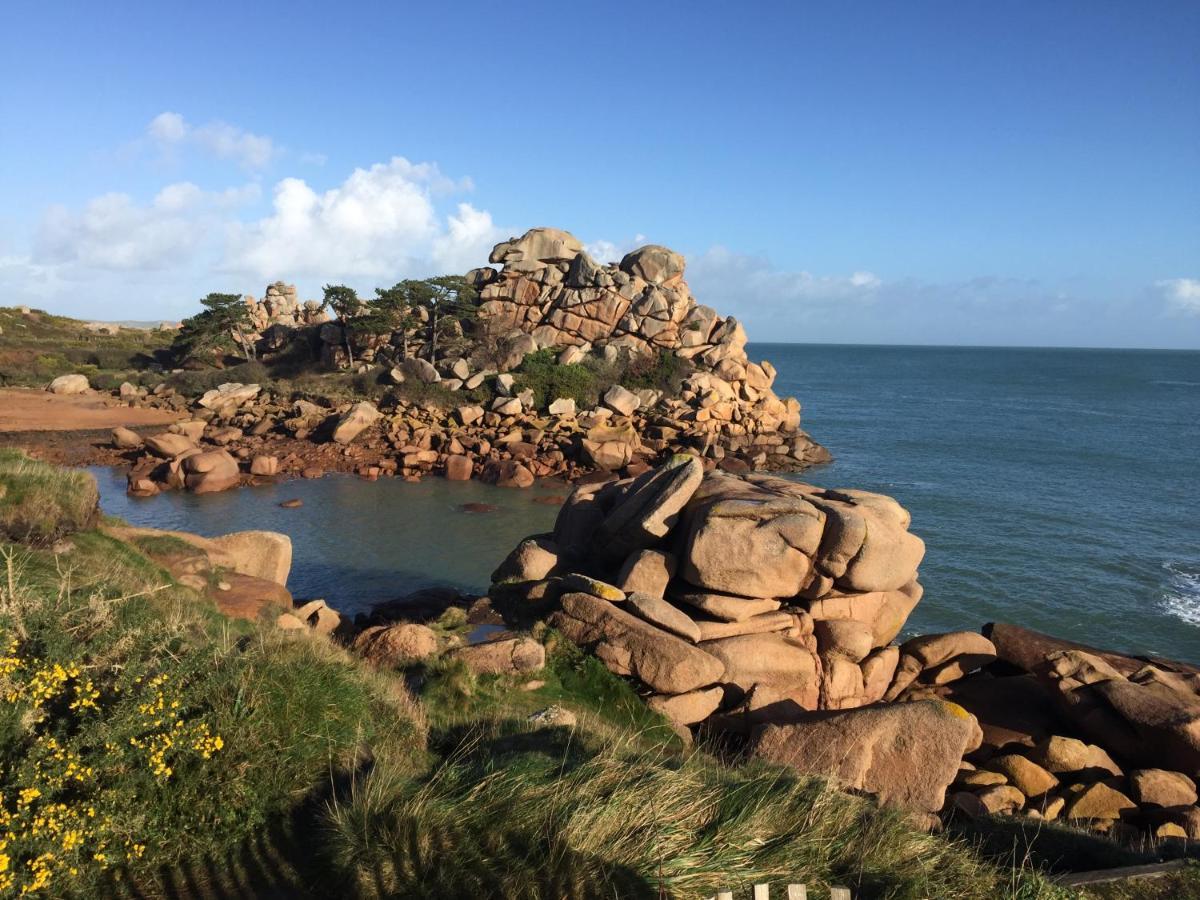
top-left (353, 623), bottom-right (438, 666)
top-left (446, 637), bottom-right (546, 675)
top-left (550, 591), bottom-right (725, 694)
top-left (243, 281), bottom-right (327, 335)
top-left (331, 401), bottom-right (382, 444)
top-left (750, 701), bottom-right (983, 814)
top-left (1037, 650), bottom-right (1200, 778)
top-left (472, 228), bottom-right (827, 473)
top-left (504, 460), bottom-right (928, 728)
top-left (181, 450), bottom-right (240, 494)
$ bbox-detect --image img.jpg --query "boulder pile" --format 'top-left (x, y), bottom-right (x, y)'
top-left (491, 455), bottom-right (1200, 837)
top-left (494, 455), bottom-right (929, 724)
top-left (244, 281), bottom-right (328, 336)
top-left (468, 228), bottom-right (824, 472)
top-left (136, 230), bottom-right (825, 487)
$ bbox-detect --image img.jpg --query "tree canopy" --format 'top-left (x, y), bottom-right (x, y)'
top-left (321, 284), bottom-right (365, 366)
top-left (172, 293), bottom-right (254, 364)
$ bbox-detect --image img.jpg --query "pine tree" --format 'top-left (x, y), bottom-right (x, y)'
top-left (172, 293), bottom-right (255, 364)
top-left (320, 284), bottom-right (364, 367)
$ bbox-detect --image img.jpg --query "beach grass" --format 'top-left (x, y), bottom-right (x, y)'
top-left (0, 451), bottom-right (1148, 899)
top-left (0, 448), bottom-right (100, 544)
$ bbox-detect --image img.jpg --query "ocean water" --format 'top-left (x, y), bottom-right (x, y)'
top-left (91, 344), bottom-right (1200, 662)
top-left (762, 343), bottom-right (1200, 662)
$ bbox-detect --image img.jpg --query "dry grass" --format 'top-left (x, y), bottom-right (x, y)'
top-left (0, 449), bottom-right (99, 544)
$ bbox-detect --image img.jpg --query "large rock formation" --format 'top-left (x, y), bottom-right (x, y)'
top-left (750, 700), bottom-right (983, 814)
top-left (470, 228), bottom-right (824, 472)
top-left (498, 457), bottom-right (930, 731)
top-left (492, 456), bottom-right (1200, 835)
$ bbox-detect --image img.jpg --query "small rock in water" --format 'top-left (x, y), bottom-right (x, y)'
top-left (280, 498), bottom-right (303, 508)
top-left (532, 494), bottom-right (567, 505)
top-left (460, 502), bottom-right (500, 514)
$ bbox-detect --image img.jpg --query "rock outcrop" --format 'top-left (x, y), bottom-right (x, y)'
top-left (189, 229), bottom-right (827, 482)
top-left (47, 373), bottom-right (90, 395)
top-left (470, 228), bottom-right (826, 472)
top-left (491, 454), bottom-right (1200, 838)
top-left (751, 700), bottom-right (983, 814)
top-left (502, 457), bottom-right (930, 734)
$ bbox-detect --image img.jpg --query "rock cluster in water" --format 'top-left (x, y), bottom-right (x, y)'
top-left (492, 456), bottom-right (1200, 835)
top-left (112, 227), bottom-right (831, 495)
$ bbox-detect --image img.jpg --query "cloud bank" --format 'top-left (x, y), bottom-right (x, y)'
top-left (1, 111), bottom-right (1196, 348)
top-left (148, 112), bottom-right (277, 170)
top-left (1158, 278), bottom-right (1200, 316)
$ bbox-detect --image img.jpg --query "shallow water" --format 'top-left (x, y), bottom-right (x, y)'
top-left (92, 343), bottom-right (1200, 661)
top-left (93, 469), bottom-right (564, 617)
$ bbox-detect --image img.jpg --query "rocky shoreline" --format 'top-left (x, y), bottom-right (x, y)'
top-left (468, 457), bottom-right (1200, 839)
top-left (27, 227), bottom-right (831, 498)
top-left (156, 451), bottom-right (1199, 849)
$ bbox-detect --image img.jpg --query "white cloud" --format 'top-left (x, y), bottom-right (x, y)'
top-left (433, 203), bottom-right (504, 274)
top-left (224, 156), bottom-right (500, 282)
top-left (585, 234), bottom-right (648, 264)
top-left (146, 111), bottom-right (278, 169)
top-left (688, 246), bottom-right (882, 313)
top-left (1158, 278), bottom-right (1200, 316)
top-left (148, 111), bottom-right (187, 143)
top-left (32, 181), bottom-right (260, 272)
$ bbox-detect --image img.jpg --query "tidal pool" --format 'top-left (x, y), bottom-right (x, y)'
top-left (92, 467), bottom-right (564, 616)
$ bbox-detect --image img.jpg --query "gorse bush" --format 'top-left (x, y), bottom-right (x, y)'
top-left (0, 469), bottom-right (424, 896)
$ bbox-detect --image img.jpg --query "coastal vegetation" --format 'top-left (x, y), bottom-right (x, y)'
top-left (0, 307), bottom-right (171, 389)
top-left (0, 451), bottom-right (1104, 898)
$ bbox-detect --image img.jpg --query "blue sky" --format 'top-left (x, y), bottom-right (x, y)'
top-left (2, 1), bottom-right (1197, 347)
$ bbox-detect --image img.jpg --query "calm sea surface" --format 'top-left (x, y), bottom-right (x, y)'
top-left (92, 344), bottom-right (1200, 661)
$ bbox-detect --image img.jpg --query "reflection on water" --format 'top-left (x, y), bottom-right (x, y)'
top-left (92, 467), bottom-right (563, 616)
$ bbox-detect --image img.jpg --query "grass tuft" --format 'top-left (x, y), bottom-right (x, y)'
top-left (0, 449), bottom-right (99, 544)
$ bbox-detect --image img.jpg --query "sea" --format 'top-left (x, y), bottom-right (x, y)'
top-left (91, 344), bottom-right (1200, 662)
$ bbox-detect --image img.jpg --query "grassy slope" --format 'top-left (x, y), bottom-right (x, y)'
top-left (0, 451), bottom-right (1127, 899)
top-left (0, 306), bottom-right (172, 388)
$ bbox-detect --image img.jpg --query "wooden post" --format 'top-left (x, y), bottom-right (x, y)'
top-left (754, 885), bottom-right (770, 900)
top-left (830, 887), bottom-right (852, 900)
top-left (787, 885), bottom-right (807, 900)
top-left (716, 891), bottom-right (734, 900)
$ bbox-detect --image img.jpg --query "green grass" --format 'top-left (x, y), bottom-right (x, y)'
top-left (0, 306), bottom-right (171, 386)
top-left (514, 348), bottom-right (606, 410)
top-left (0, 449), bottom-right (99, 544)
top-left (0, 453), bottom-right (1127, 899)
top-left (0, 495), bottom-right (424, 897)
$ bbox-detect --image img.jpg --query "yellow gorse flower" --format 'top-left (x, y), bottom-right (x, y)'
top-left (0, 636), bottom-right (226, 895)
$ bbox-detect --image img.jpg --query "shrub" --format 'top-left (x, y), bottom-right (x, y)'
top-left (0, 526), bottom-right (422, 896)
top-left (513, 349), bottom-right (601, 410)
top-left (165, 361), bottom-right (270, 397)
top-left (620, 349), bottom-right (693, 396)
top-left (389, 380), bottom-right (466, 409)
top-left (0, 450), bottom-right (99, 544)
